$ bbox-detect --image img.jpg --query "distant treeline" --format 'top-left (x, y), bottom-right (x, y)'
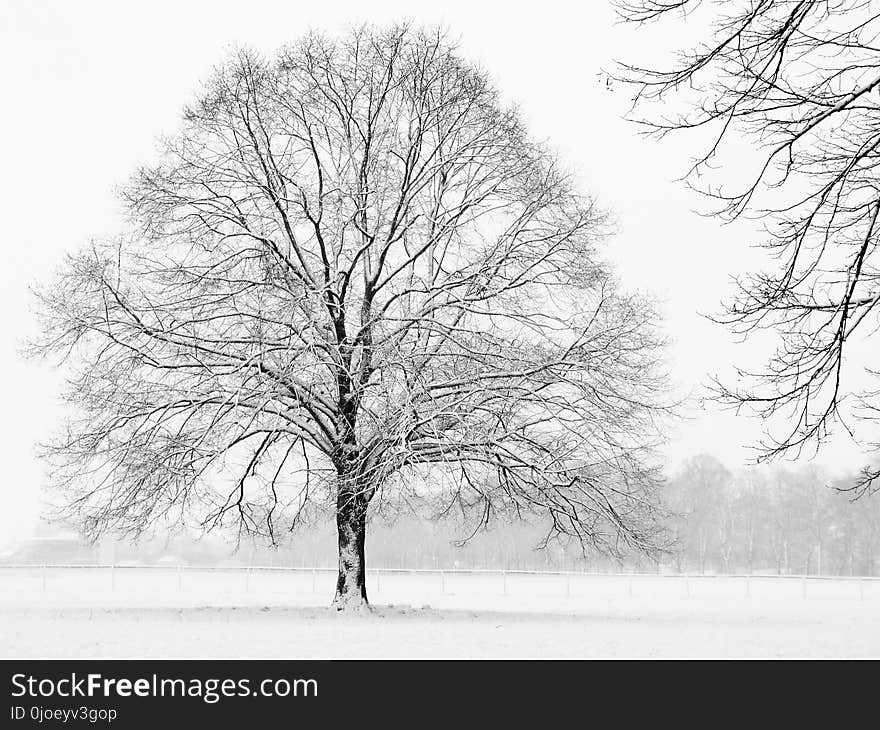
top-left (7, 454), bottom-right (878, 576)
top-left (663, 454), bottom-right (880, 576)
top-left (279, 455), bottom-right (880, 576)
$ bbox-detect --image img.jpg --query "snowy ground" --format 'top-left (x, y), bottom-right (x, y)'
top-left (2, 567), bottom-right (878, 657)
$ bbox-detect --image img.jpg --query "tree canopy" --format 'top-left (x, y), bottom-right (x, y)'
top-left (616, 0), bottom-right (880, 492)
top-left (33, 25), bottom-right (670, 606)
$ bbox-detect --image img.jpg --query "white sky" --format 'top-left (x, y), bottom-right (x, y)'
top-left (0, 0), bottom-right (868, 546)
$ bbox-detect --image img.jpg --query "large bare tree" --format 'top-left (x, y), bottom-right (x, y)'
top-left (32, 25), bottom-right (669, 609)
top-left (615, 1), bottom-right (880, 493)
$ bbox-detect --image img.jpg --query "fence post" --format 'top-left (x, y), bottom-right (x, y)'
top-left (859, 576), bottom-right (864, 601)
top-left (312, 568), bottom-right (317, 593)
top-left (376, 570), bottom-right (381, 594)
top-left (502, 570), bottom-right (507, 596)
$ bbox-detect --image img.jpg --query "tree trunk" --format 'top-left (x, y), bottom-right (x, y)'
top-left (332, 489), bottom-right (369, 611)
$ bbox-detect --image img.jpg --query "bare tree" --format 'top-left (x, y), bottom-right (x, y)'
top-left (615, 1), bottom-right (880, 492)
top-left (31, 25), bottom-right (669, 610)
top-left (667, 454), bottom-right (730, 572)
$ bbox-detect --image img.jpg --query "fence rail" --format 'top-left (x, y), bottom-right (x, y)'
top-left (1, 564), bottom-right (878, 603)
top-left (1, 563), bottom-right (880, 580)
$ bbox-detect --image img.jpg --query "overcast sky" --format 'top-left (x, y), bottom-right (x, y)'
top-left (0, 0), bottom-right (867, 546)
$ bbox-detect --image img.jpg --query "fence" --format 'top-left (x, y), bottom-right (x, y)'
top-left (1, 564), bottom-right (879, 603)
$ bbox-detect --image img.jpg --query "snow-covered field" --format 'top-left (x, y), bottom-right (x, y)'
top-left (2, 567), bottom-right (878, 657)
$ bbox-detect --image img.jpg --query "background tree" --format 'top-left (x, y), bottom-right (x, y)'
top-left (731, 468), bottom-right (771, 574)
top-left (666, 454), bottom-right (731, 572)
top-left (661, 454), bottom-right (880, 575)
top-left (31, 25), bottom-right (670, 610)
top-left (615, 0), bottom-right (880, 492)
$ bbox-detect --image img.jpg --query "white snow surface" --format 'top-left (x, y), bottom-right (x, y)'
top-left (2, 567), bottom-right (878, 658)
